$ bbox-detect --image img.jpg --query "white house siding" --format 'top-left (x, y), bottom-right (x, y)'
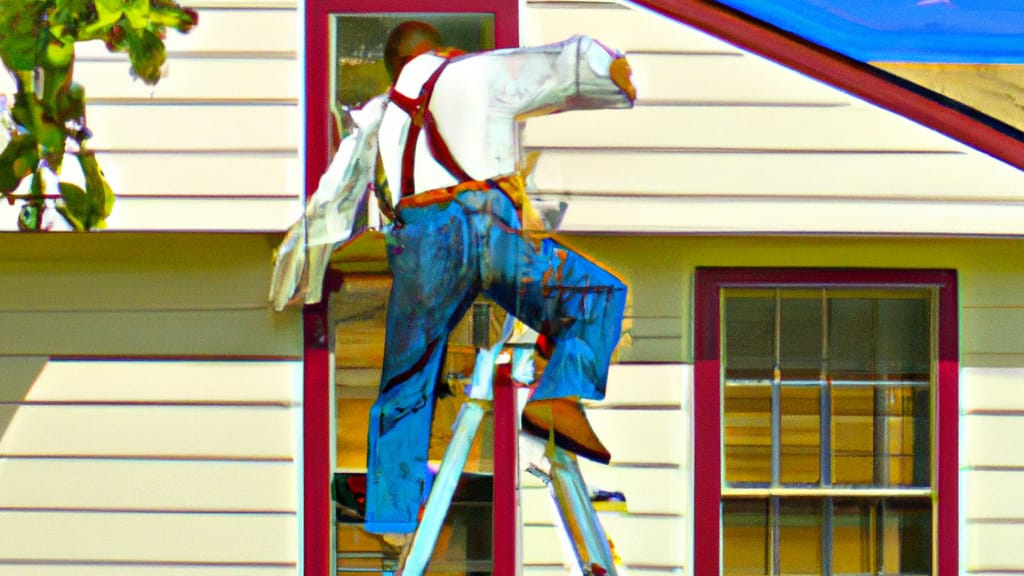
top-left (522, 0), bottom-right (1024, 236)
top-left (962, 371), bottom-right (1024, 574)
top-left (0, 233), bottom-right (302, 575)
top-left (0, 0), bottom-right (301, 231)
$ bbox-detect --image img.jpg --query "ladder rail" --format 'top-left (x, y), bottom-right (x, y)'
top-left (396, 317), bottom-right (617, 576)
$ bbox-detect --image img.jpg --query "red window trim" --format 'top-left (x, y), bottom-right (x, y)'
top-left (302, 3), bottom-right (519, 576)
top-left (693, 268), bottom-right (958, 576)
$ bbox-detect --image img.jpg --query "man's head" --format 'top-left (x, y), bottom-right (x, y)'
top-left (384, 21), bottom-right (443, 81)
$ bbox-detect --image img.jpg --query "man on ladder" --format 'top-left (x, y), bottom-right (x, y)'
top-left (271, 20), bottom-right (636, 573)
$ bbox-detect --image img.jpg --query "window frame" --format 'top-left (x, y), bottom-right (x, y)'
top-left (302, 2), bottom-right (519, 575)
top-left (693, 268), bottom-right (958, 576)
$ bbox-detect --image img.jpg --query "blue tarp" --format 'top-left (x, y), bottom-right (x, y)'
top-left (715, 0), bottom-right (1024, 63)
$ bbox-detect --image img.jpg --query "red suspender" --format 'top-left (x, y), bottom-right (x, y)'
top-left (388, 55), bottom-right (472, 199)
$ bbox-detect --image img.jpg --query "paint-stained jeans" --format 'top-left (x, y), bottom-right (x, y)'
top-left (365, 184), bottom-right (626, 533)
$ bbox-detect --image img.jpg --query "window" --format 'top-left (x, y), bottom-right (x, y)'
top-left (694, 269), bottom-right (958, 576)
top-left (302, 2), bottom-right (519, 575)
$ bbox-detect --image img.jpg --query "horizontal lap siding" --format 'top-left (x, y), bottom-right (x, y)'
top-left (966, 525), bottom-right (1024, 573)
top-left (0, 234), bottom-right (301, 575)
top-left (521, 2), bottom-right (1024, 235)
top-left (96, 151), bottom-right (300, 196)
top-left (0, 360), bottom-right (301, 572)
top-left (552, 196), bottom-right (1024, 236)
top-left (531, 151), bottom-right (1022, 200)
top-left (0, 233), bottom-right (300, 357)
top-left (71, 59), bottom-right (297, 100)
top-left (0, 512), bottom-right (297, 564)
top-left (520, 364), bottom-right (690, 573)
top-left (0, 405), bottom-right (294, 458)
top-left (0, 568), bottom-right (295, 576)
top-left (527, 106), bottom-right (958, 151)
top-left (0, 308), bottom-right (297, 356)
top-left (87, 105), bottom-right (300, 153)
top-left (963, 368), bottom-right (1024, 573)
top-left (0, 5), bottom-right (300, 232)
top-left (0, 459), bottom-right (297, 511)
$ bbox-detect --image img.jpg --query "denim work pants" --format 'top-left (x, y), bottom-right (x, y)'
top-left (364, 184), bottom-right (627, 533)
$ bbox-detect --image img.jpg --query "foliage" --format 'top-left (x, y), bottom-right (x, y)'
top-left (0, 0), bottom-right (197, 230)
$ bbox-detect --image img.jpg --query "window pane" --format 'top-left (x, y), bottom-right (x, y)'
top-left (723, 498), bottom-right (770, 576)
top-left (724, 383), bottom-right (772, 485)
top-left (883, 498), bottom-right (932, 576)
top-left (832, 386), bottom-right (875, 485)
top-left (332, 14), bottom-right (495, 108)
top-left (725, 291), bottom-right (775, 382)
top-left (778, 498), bottom-right (823, 575)
top-left (875, 297), bottom-right (930, 383)
top-left (828, 295), bottom-right (930, 383)
top-left (886, 386), bottom-right (930, 487)
top-left (833, 499), bottom-right (873, 575)
top-left (833, 498), bottom-right (932, 576)
top-left (832, 385), bottom-right (930, 487)
top-left (827, 297), bottom-right (875, 380)
top-left (780, 386), bottom-right (820, 485)
top-left (779, 295), bottom-right (822, 382)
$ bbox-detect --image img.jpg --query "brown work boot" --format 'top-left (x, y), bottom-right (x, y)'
top-left (521, 397), bottom-right (611, 464)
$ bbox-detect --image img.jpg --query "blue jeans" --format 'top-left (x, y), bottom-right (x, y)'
top-left (364, 184), bottom-right (626, 533)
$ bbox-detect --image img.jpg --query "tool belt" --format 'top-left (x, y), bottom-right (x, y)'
top-left (396, 173), bottom-right (526, 211)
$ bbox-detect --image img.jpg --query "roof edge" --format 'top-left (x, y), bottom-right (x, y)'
top-left (628, 0), bottom-right (1024, 172)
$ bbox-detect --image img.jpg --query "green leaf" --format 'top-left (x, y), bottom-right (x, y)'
top-left (149, 3), bottom-right (199, 33)
top-left (94, 0), bottom-right (128, 24)
top-left (0, 133), bottom-right (40, 177)
top-left (37, 118), bottom-right (66, 151)
top-left (55, 181), bottom-right (96, 231)
top-left (51, 0), bottom-right (97, 37)
top-left (122, 0), bottom-right (152, 31)
top-left (56, 81), bottom-right (86, 126)
top-left (0, 0), bottom-right (46, 71)
top-left (124, 26), bottom-right (167, 85)
top-left (10, 74), bottom-right (68, 152)
top-left (40, 66), bottom-right (76, 148)
top-left (78, 150), bottom-right (115, 222)
top-left (0, 168), bottom-right (19, 195)
top-left (0, 133), bottom-right (40, 194)
top-left (10, 81), bottom-right (35, 128)
top-left (43, 33), bottom-right (75, 68)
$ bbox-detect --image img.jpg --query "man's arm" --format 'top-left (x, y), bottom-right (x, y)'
top-left (462, 36), bottom-right (633, 121)
top-left (269, 95), bottom-right (388, 310)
